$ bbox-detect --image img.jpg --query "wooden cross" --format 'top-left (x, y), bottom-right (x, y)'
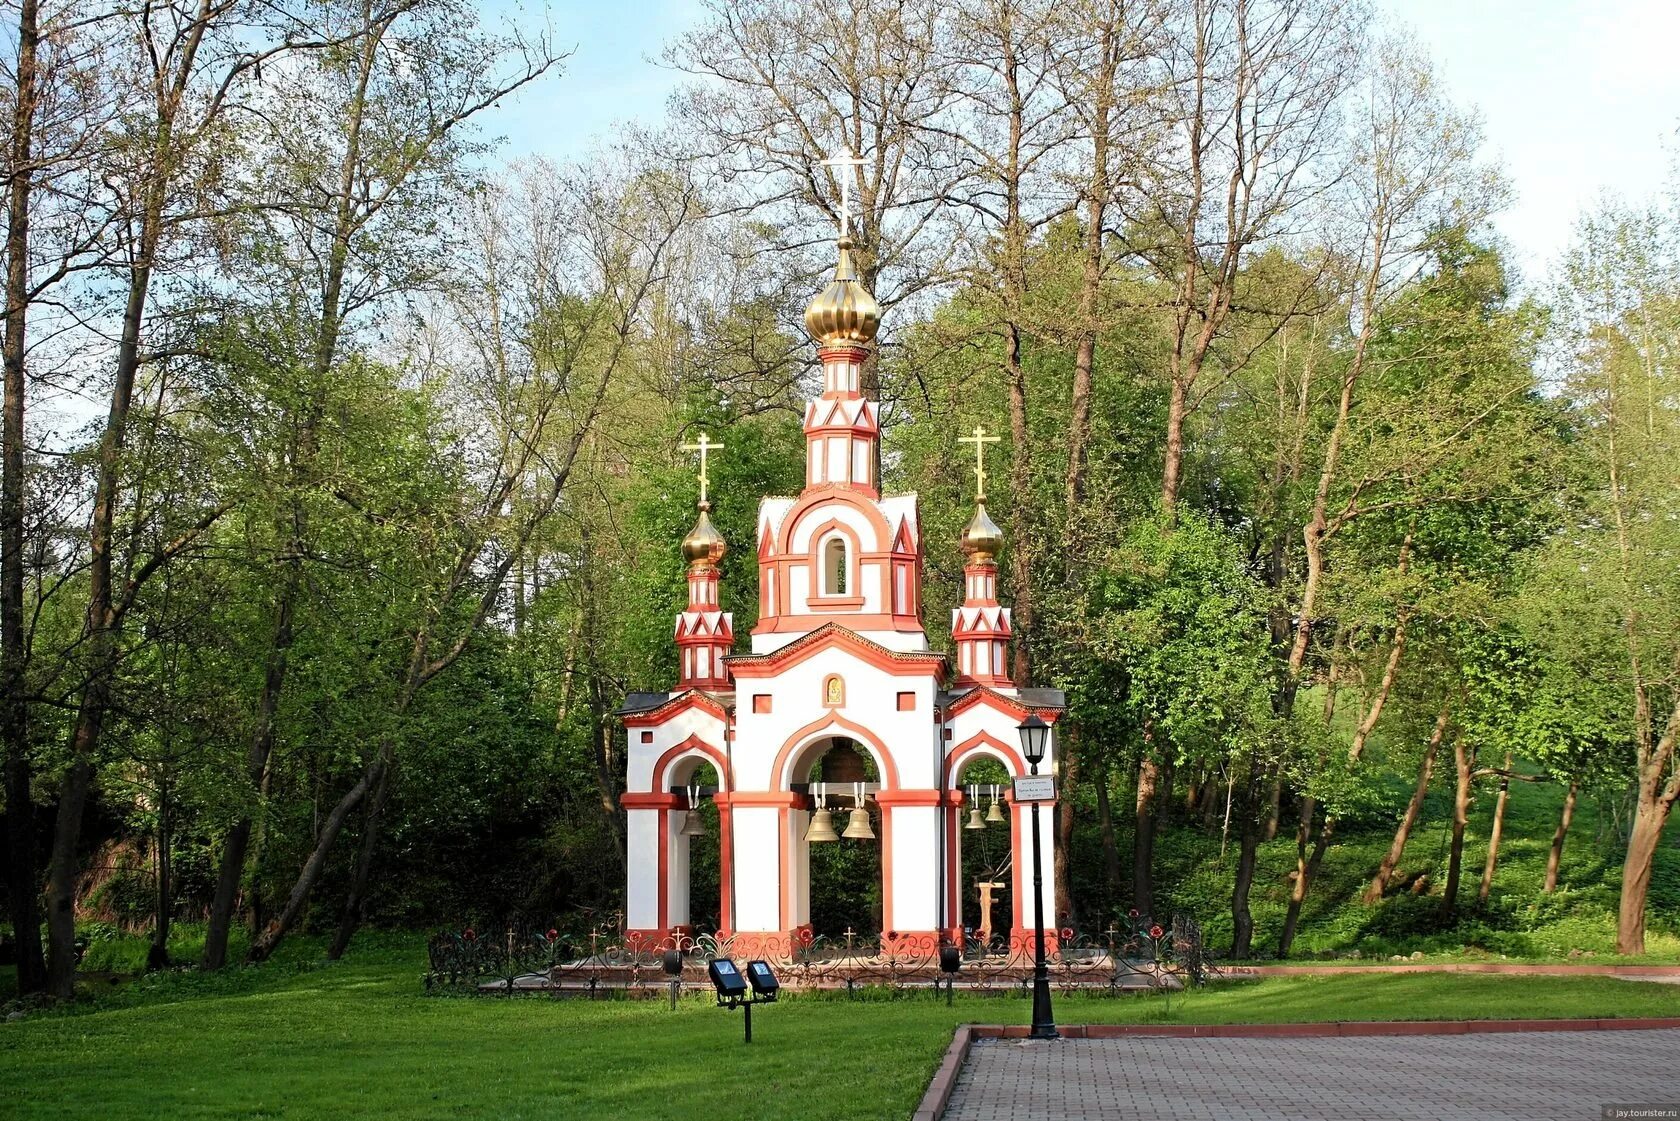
top-left (819, 147), bottom-right (868, 239)
top-left (958, 424), bottom-right (1001, 501)
top-left (976, 880), bottom-right (1007, 947)
top-left (678, 432), bottom-right (724, 505)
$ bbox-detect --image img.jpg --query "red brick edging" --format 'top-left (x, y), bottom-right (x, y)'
top-left (913, 1018), bottom-right (1680, 1121)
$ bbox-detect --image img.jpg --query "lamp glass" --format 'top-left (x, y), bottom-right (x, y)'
top-left (1017, 713), bottom-right (1049, 764)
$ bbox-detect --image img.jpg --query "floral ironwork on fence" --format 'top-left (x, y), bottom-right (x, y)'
top-left (423, 911), bottom-right (1219, 997)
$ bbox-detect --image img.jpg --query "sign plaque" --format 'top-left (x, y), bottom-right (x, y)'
top-left (1012, 775), bottom-right (1056, 803)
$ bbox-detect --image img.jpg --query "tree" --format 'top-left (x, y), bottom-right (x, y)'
top-left (1548, 202), bottom-right (1680, 952)
top-left (200, 0), bottom-right (563, 972)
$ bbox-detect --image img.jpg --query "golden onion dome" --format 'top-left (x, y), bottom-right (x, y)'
top-left (681, 502), bottom-right (728, 568)
top-left (803, 235), bottom-right (881, 347)
top-left (959, 502), bottom-right (1004, 562)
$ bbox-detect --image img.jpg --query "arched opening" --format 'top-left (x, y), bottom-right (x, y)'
top-left (668, 757), bottom-right (722, 936)
top-left (953, 754), bottom-right (1014, 952)
top-left (800, 738), bottom-right (881, 940)
top-left (821, 535), bottom-right (848, 596)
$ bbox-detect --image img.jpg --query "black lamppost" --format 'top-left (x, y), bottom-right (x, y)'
top-left (1017, 713), bottom-right (1057, 1041)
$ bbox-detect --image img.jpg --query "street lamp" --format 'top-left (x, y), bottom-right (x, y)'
top-left (1017, 713), bottom-right (1057, 1041)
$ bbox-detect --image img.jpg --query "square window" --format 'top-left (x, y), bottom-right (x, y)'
top-left (896, 692), bottom-right (915, 711)
top-left (640, 730), bottom-right (653, 743)
top-left (753, 694), bottom-right (772, 714)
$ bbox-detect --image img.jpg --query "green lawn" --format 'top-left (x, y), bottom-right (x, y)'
top-left (4, 938), bottom-right (1679, 1120)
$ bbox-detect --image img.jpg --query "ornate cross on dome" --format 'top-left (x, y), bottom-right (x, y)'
top-left (679, 432), bottom-right (724, 504)
top-left (819, 147), bottom-right (868, 239)
top-left (958, 424), bottom-right (1001, 501)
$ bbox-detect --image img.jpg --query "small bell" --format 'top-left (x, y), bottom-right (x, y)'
top-left (843, 804), bottom-right (875, 840)
top-left (842, 785), bottom-right (875, 841)
top-left (681, 785), bottom-right (707, 837)
top-left (986, 795), bottom-right (1006, 825)
top-left (806, 807), bottom-right (840, 843)
top-left (965, 805), bottom-right (986, 830)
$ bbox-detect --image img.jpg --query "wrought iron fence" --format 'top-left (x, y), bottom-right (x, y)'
top-left (423, 911), bottom-right (1219, 997)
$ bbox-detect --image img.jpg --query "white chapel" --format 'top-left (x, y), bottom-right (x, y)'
top-left (617, 229), bottom-right (1065, 958)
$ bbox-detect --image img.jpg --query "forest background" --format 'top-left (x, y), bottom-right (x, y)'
top-left (2, 0), bottom-right (1677, 1003)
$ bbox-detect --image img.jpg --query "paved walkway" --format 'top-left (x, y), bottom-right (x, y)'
top-left (943, 1029), bottom-right (1680, 1121)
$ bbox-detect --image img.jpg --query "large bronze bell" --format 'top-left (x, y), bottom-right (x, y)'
top-left (842, 794), bottom-right (875, 841)
top-left (965, 805), bottom-right (986, 830)
top-left (986, 796), bottom-right (1006, 825)
top-left (806, 806), bottom-right (840, 843)
top-left (680, 809), bottom-right (707, 837)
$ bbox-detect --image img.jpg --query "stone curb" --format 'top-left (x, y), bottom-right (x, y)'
top-left (911, 1017), bottom-right (1680, 1120)
top-left (912, 1024), bottom-right (976, 1121)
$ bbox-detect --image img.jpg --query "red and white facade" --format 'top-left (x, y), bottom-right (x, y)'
top-left (618, 238), bottom-right (1063, 957)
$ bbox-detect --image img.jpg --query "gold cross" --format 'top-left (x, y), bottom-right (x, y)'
top-left (819, 147), bottom-right (868, 239)
top-left (957, 424), bottom-right (1001, 501)
top-left (679, 432), bottom-right (724, 504)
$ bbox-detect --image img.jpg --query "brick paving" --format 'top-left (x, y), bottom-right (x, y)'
top-left (942, 1029), bottom-right (1680, 1120)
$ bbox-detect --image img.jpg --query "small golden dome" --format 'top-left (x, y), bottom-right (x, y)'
top-left (960, 502), bottom-right (1004, 562)
top-left (803, 236), bottom-right (880, 347)
top-left (681, 502), bottom-right (728, 567)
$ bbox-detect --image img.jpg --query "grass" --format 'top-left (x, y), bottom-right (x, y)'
top-left (4, 934), bottom-right (1680, 1120)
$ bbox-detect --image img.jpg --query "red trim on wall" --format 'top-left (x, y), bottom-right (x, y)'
top-left (874, 789), bottom-right (944, 806)
top-left (778, 805), bottom-right (789, 931)
top-left (771, 711), bottom-right (903, 790)
top-left (881, 802), bottom-right (895, 933)
top-left (649, 736), bottom-right (732, 794)
top-left (657, 807), bottom-right (669, 931)
top-left (713, 791), bottom-right (805, 808)
top-left (619, 792), bottom-right (683, 809)
top-left (716, 801), bottom-right (734, 933)
top-left (622, 691), bottom-right (730, 728)
top-left (773, 487), bottom-right (893, 554)
top-left (732, 623), bottom-right (946, 677)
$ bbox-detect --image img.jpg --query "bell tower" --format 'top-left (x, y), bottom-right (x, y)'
top-left (951, 426), bottom-right (1013, 687)
top-left (801, 236), bottom-right (882, 495)
top-left (674, 434), bottom-right (733, 692)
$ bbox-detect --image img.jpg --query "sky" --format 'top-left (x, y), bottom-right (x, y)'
top-left (468, 0), bottom-right (1680, 285)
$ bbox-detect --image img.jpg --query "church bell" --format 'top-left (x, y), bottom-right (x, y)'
top-left (965, 805), bottom-right (986, 830)
top-left (806, 804), bottom-right (840, 843)
top-left (842, 784), bottom-right (875, 841)
top-left (986, 795), bottom-right (1006, 825)
top-left (680, 784), bottom-right (708, 837)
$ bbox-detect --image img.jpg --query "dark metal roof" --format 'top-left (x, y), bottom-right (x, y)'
top-left (614, 692), bottom-right (671, 717)
top-left (937, 685), bottom-right (1067, 710)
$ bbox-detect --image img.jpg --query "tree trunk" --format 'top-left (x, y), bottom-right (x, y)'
top-left (1477, 754), bottom-right (1513, 905)
top-left (1229, 773), bottom-right (1263, 959)
top-left (1132, 749), bottom-right (1160, 916)
top-left (248, 752), bottom-right (384, 962)
top-left (1363, 700), bottom-right (1448, 904)
top-left (1262, 777), bottom-right (1283, 840)
top-left (1094, 759), bottom-right (1122, 900)
top-left (204, 11), bottom-right (382, 969)
top-left (1054, 740), bottom-right (1079, 927)
top-left (1616, 800), bottom-right (1667, 955)
top-left (1277, 798), bottom-right (1330, 959)
top-left (1004, 320), bottom-right (1034, 684)
top-left (1543, 780), bottom-right (1578, 893)
top-left (328, 760), bottom-right (393, 961)
top-left (1, 0), bottom-right (45, 997)
top-left (1440, 733), bottom-right (1474, 921)
top-left (203, 584), bottom-right (296, 969)
top-left (147, 783), bottom-right (171, 971)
